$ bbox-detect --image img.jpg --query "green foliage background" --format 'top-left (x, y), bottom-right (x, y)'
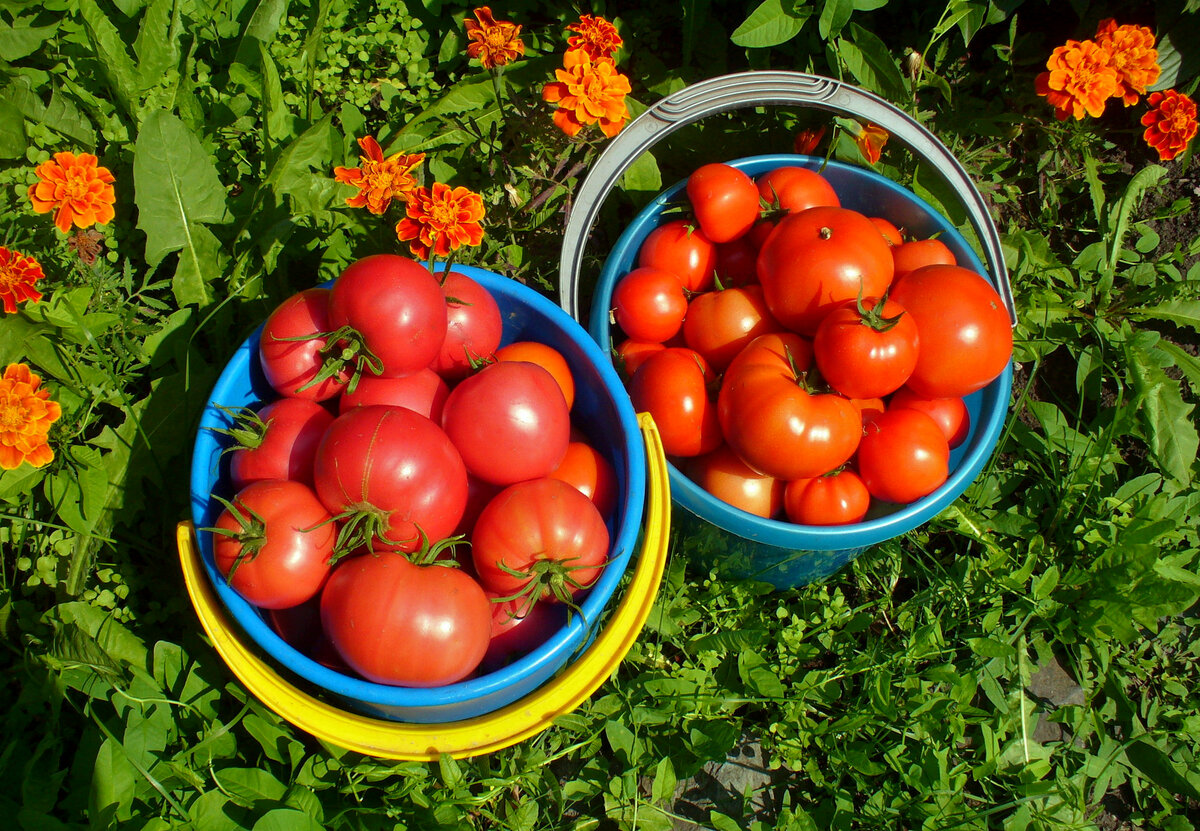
top-left (2, 0), bottom-right (1200, 828)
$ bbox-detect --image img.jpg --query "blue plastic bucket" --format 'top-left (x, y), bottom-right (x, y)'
top-left (190, 265), bottom-right (648, 723)
top-left (590, 154), bottom-right (1013, 588)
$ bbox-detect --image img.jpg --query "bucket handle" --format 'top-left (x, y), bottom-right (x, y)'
top-left (557, 70), bottom-right (1015, 326)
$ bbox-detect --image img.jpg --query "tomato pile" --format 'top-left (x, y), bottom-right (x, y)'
top-left (610, 161), bottom-right (1012, 526)
top-left (205, 255), bottom-right (617, 688)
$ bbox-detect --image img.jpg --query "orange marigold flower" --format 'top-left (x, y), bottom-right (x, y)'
top-left (0, 247), bottom-right (45, 314)
top-left (333, 136), bottom-right (425, 215)
top-left (855, 123), bottom-right (889, 165)
top-left (1094, 18), bottom-right (1160, 106)
top-left (464, 6), bottom-right (525, 69)
top-left (0, 362), bottom-right (61, 471)
top-left (395, 183), bottom-right (486, 261)
top-left (28, 151), bottom-right (116, 235)
top-left (1141, 89), bottom-right (1198, 162)
top-left (542, 51), bottom-right (632, 139)
top-left (565, 14), bottom-right (623, 61)
top-left (1034, 39), bottom-right (1119, 120)
top-left (794, 125), bottom-right (827, 155)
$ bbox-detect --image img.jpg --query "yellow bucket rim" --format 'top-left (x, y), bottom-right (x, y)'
top-left (177, 412), bottom-right (670, 760)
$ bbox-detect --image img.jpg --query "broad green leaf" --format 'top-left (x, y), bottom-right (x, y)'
top-left (1126, 345), bottom-right (1198, 484)
top-left (251, 809), bottom-right (324, 831)
top-left (68, 444), bottom-right (109, 526)
top-left (134, 0), bottom-right (181, 90)
top-left (840, 24), bottom-right (906, 101)
top-left (710, 811), bottom-right (743, 831)
top-left (77, 0), bottom-right (142, 117)
top-left (266, 112), bottom-right (337, 197)
top-left (0, 99), bottom-right (25, 158)
top-left (90, 737), bottom-right (137, 824)
top-left (235, 0), bottom-right (290, 65)
top-left (968, 636), bottom-right (1016, 659)
top-left (1126, 737), bottom-right (1200, 800)
top-left (604, 720), bottom-right (637, 764)
top-left (1105, 165), bottom-right (1166, 277)
top-left (819, 0), bottom-right (855, 39)
top-left (731, 0), bottom-right (811, 48)
top-left (505, 798), bottom-right (538, 831)
top-left (1150, 14), bottom-right (1200, 91)
top-left (214, 767), bottom-right (288, 808)
top-left (258, 41), bottom-right (289, 145)
top-left (187, 792), bottom-right (246, 831)
top-left (1158, 340), bottom-right (1200, 396)
top-left (172, 218), bottom-right (226, 307)
top-left (0, 19), bottom-right (59, 61)
top-left (53, 601), bottom-right (148, 668)
top-left (620, 150), bottom-right (661, 194)
top-left (1135, 298), bottom-right (1200, 333)
top-left (438, 753), bottom-right (464, 789)
top-left (650, 757), bottom-right (677, 805)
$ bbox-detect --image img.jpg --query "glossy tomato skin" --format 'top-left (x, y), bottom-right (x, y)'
top-left (228, 397), bottom-right (335, 490)
top-left (611, 266), bottom-right (689, 344)
top-left (888, 386), bottom-right (970, 449)
top-left (856, 409), bottom-right (950, 504)
top-left (337, 368), bottom-right (450, 421)
top-left (494, 341), bottom-right (575, 411)
top-left (812, 297), bottom-right (920, 399)
top-left (686, 163), bottom-right (760, 243)
top-left (313, 405), bottom-right (468, 552)
top-left (637, 219), bottom-right (718, 292)
top-left (686, 444), bottom-right (784, 518)
top-left (713, 237), bottom-right (760, 286)
top-left (433, 270), bottom-right (503, 381)
top-left (869, 216), bottom-right (904, 246)
top-left (756, 166), bottom-right (840, 214)
top-left (471, 478), bottom-right (610, 602)
top-left (627, 347), bottom-right (722, 458)
top-left (212, 479), bottom-right (336, 610)
top-left (757, 206), bottom-right (895, 335)
top-left (891, 238), bottom-right (956, 280)
top-left (329, 254), bottom-right (448, 378)
top-left (718, 333), bottom-right (862, 481)
top-left (682, 284), bottom-right (783, 371)
top-left (260, 288), bottom-right (349, 401)
top-left (441, 361), bottom-right (571, 486)
top-left (550, 440), bottom-right (618, 519)
top-left (783, 470), bottom-right (871, 526)
top-left (481, 595), bottom-right (568, 674)
top-left (614, 338), bottom-right (666, 379)
top-left (320, 552), bottom-right (491, 686)
top-left (888, 264), bottom-right (1013, 399)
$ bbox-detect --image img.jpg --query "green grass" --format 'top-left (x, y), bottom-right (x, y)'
top-left (2, 0), bottom-right (1200, 829)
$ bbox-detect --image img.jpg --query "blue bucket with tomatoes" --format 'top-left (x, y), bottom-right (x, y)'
top-left (189, 265), bottom-right (648, 723)
top-left (557, 72), bottom-right (1016, 589)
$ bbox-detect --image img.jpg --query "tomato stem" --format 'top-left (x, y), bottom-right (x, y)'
top-left (206, 403), bottom-right (269, 454)
top-left (201, 493), bottom-right (268, 584)
top-left (271, 324), bottom-right (384, 396)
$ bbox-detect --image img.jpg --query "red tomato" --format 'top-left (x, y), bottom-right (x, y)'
top-left (637, 219), bottom-right (717, 292)
top-left (718, 333), bottom-right (862, 480)
top-left (784, 470), bottom-right (871, 525)
top-left (888, 264), bottom-right (1013, 399)
top-left (494, 341), bottom-right (575, 411)
top-left (686, 444), bottom-right (784, 518)
top-left (441, 361), bottom-right (571, 486)
top-left (614, 338), bottom-right (666, 379)
top-left (328, 254), bottom-right (448, 378)
top-left (267, 597), bottom-right (322, 654)
top-left (888, 386), bottom-right (970, 449)
top-left (211, 479), bottom-right (336, 609)
top-left (259, 288), bottom-right (350, 401)
top-left (847, 395), bottom-right (886, 422)
top-left (686, 163), bottom-right (760, 243)
top-left (225, 397), bottom-right (335, 490)
top-left (856, 409), bottom-right (950, 504)
top-left (313, 405), bottom-right (468, 552)
top-left (549, 440), bottom-right (618, 519)
top-left (869, 217), bottom-right (904, 246)
top-left (337, 368), bottom-right (450, 421)
top-left (891, 238), bottom-right (957, 280)
top-left (757, 206), bottom-right (895, 335)
top-left (627, 347), bottom-right (722, 458)
top-left (471, 478), bottom-right (610, 604)
top-left (714, 237), bottom-right (760, 286)
top-left (454, 474), bottom-right (504, 538)
top-left (320, 551), bottom-right (491, 686)
top-left (611, 266), bottom-right (689, 344)
top-left (812, 296), bottom-right (920, 399)
top-left (682, 284), bottom-right (783, 371)
top-left (481, 595), bottom-right (568, 674)
top-left (756, 166), bottom-right (840, 214)
top-left (433, 270), bottom-right (503, 381)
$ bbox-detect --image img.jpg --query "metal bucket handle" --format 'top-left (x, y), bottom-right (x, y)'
top-left (557, 70), bottom-right (1016, 326)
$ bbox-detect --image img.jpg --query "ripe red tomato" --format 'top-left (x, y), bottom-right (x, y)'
top-left (892, 238), bottom-right (956, 280)
top-left (337, 368), bottom-right (450, 421)
top-left (494, 341), bottom-right (576, 411)
top-left (259, 288), bottom-right (350, 401)
top-left (267, 597), bottom-right (322, 654)
top-left (627, 347), bottom-right (722, 458)
top-left (714, 237), bottom-right (759, 286)
top-left (686, 163), bottom-right (760, 243)
top-left (888, 264), bottom-right (1012, 399)
top-left (812, 296), bottom-right (920, 399)
top-left (869, 217), bottom-right (904, 246)
top-left (549, 440), bottom-right (618, 519)
top-left (433, 270), bottom-right (502, 380)
top-left (718, 333), bottom-right (862, 480)
top-left (682, 284), bottom-right (783, 371)
top-left (686, 444), bottom-right (784, 518)
top-left (783, 470), bottom-right (870, 526)
top-left (614, 338), bottom-right (666, 379)
top-left (757, 206), bottom-right (895, 335)
top-left (756, 166), bottom-right (840, 215)
top-left (888, 386), bottom-right (970, 449)
top-left (328, 253), bottom-right (448, 378)
top-left (224, 397), bottom-right (335, 490)
top-left (856, 409), bottom-right (950, 504)
top-left (441, 361), bottom-right (571, 486)
top-left (313, 405), bottom-right (468, 552)
top-left (471, 477), bottom-right (610, 604)
top-left (611, 266), bottom-right (689, 344)
top-left (481, 594), bottom-right (568, 673)
top-left (320, 551), bottom-right (491, 686)
top-left (637, 219), bottom-right (718, 292)
top-left (211, 479), bottom-right (336, 609)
